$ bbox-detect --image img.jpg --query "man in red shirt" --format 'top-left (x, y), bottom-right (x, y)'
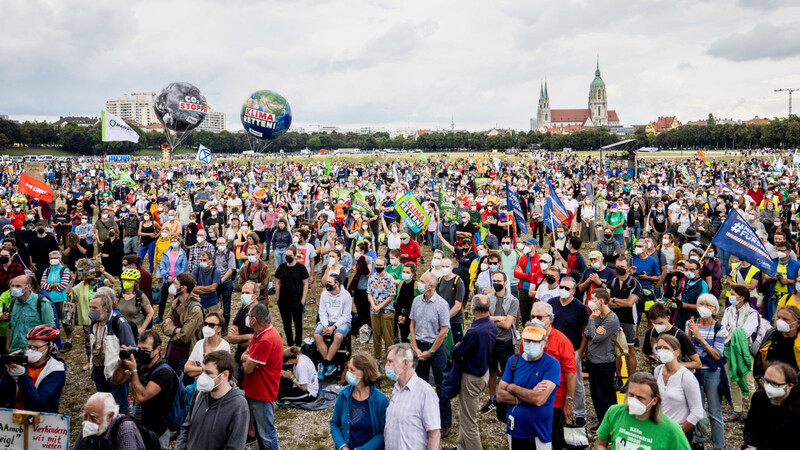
top-left (529, 302), bottom-right (577, 450)
top-left (241, 303), bottom-right (283, 450)
top-left (513, 238), bottom-right (543, 324)
top-left (399, 233), bottom-right (420, 265)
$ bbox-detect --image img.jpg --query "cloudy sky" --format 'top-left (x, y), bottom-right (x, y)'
top-left (2, 0), bottom-right (799, 132)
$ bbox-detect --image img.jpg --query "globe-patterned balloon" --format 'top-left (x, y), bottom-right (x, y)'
top-left (240, 90), bottom-right (292, 140)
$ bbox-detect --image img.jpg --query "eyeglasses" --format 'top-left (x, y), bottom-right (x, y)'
top-left (531, 314), bottom-right (549, 320)
top-left (762, 377), bottom-right (789, 387)
top-left (203, 322), bottom-right (220, 328)
top-left (25, 344), bottom-right (48, 352)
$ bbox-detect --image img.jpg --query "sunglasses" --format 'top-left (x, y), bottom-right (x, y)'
top-left (531, 314), bottom-right (549, 321)
top-left (203, 322), bottom-right (220, 328)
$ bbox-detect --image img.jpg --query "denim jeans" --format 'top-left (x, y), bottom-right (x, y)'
top-left (697, 368), bottom-right (725, 449)
top-left (263, 229), bottom-right (273, 258)
top-left (273, 248), bottom-right (287, 270)
top-left (415, 342), bottom-right (451, 427)
top-left (92, 366), bottom-right (130, 414)
top-left (218, 278), bottom-right (234, 330)
top-left (248, 398), bottom-right (280, 450)
top-left (427, 230), bottom-right (441, 250)
top-left (138, 241), bottom-right (157, 273)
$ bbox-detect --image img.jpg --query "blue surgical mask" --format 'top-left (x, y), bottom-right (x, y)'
top-left (385, 365), bottom-right (399, 381)
top-left (591, 262), bottom-right (601, 270)
top-left (489, 264), bottom-right (499, 272)
top-left (345, 372), bottom-right (360, 386)
top-left (240, 294), bottom-right (254, 306)
top-left (501, 244), bottom-right (511, 252)
top-left (523, 341), bottom-right (543, 359)
top-left (199, 262), bottom-right (209, 269)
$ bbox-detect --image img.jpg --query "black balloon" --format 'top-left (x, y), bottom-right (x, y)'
top-left (153, 82), bottom-right (207, 132)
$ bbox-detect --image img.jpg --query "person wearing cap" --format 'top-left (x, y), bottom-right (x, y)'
top-left (0, 324), bottom-right (66, 413)
top-left (513, 237), bottom-right (542, 325)
top-left (496, 323), bottom-right (560, 449)
top-left (578, 250), bottom-right (617, 304)
top-left (605, 202), bottom-right (626, 248)
top-left (399, 232), bottom-right (420, 266)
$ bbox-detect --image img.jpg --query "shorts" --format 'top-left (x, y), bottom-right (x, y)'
top-left (314, 321), bottom-right (351, 337)
top-left (491, 339), bottom-right (516, 374)
top-left (620, 323), bottom-right (635, 345)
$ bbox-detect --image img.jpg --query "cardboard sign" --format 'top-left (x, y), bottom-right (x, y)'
top-left (24, 162), bottom-right (46, 183)
top-left (0, 408), bottom-right (70, 450)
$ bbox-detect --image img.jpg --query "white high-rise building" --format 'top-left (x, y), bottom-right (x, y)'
top-left (198, 108), bottom-right (226, 133)
top-left (106, 94), bottom-right (157, 126)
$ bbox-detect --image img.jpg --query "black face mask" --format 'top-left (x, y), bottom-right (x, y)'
top-left (325, 284), bottom-right (335, 291)
top-left (375, 266), bottom-right (385, 274)
top-left (604, 233), bottom-right (613, 240)
top-left (286, 255), bottom-right (295, 264)
top-left (546, 275), bottom-right (557, 285)
top-left (0, 256), bottom-right (8, 265)
top-left (136, 349), bottom-right (153, 367)
top-left (615, 267), bottom-right (627, 276)
top-left (37, 229), bottom-right (45, 235)
top-left (493, 283), bottom-right (504, 293)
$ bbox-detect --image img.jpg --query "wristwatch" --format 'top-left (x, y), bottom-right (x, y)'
top-left (566, 397), bottom-right (573, 402)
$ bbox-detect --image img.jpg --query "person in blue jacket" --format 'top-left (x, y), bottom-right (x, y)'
top-left (0, 324), bottom-right (66, 413)
top-left (330, 352), bottom-right (388, 450)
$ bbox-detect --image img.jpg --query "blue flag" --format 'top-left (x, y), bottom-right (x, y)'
top-left (542, 176), bottom-right (569, 231)
top-left (505, 180), bottom-right (528, 235)
top-left (711, 210), bottom-right (777, 276)
top-left (196, 145), bottom-right (211, 165)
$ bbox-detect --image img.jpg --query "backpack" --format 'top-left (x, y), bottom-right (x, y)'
top-left (111, 312), bottom-right (139, 343)
top-left (748, 313), bottom-right (771, 357)
top-left (109, 415), bottom-right (161, 450)
top-left (117, 290), bottom-right (153, 330)
top-left (9, 294), bottom-right (52, 323)
top-left (154, 362), bottom-right (189, 432)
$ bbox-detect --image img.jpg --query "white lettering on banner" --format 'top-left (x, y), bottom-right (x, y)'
top-left (728, 217), bottom-right (771, 258)
top-left (243, 108), bottom-right (279, 130)
top-left (179, 102), bottom-right (207, 113)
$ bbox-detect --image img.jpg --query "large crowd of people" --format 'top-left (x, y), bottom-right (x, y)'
top-left (0, 150), bottom-right (798, 449)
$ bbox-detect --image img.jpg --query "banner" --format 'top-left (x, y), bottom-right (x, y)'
top-left (438, 186), bottom-right (456, 221)
top-left (23, 161), bottom-right (46, 183)
top-left (395, 190), bottom-right (430, 234)
top-left (419, 150), bottom-right (428, 162)
top-left (350, 191), bottom-right (375, 217)
top-left (711, 210), bottom-right (777, 276)
top-left (493, 156), bottom-right (502, 173)
top-left (505, 180), bottom-right (528, 234)
top-left (793, 151), bottom-right (800, 166)
top-left (104, 162), bottom-right (118, 180)
top-left (325, 156), bottom-right (332, 176)
top-left (0, 408), bottom-right (70, 449)
top-left (474, 178), bottom-right (492, 189)
top-left (196, 144), bottom-right (211, 165)
top-left (543, 176), bottom-right (568, 230)
top-left (17, 173), bottom-right (54, 203)
top-left (119, 170), bottom-right (136, 187)
top-left (101, 110), bottom-right (139, 143)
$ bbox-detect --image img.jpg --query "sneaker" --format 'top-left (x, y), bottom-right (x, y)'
top-left (317, 363), bottom-right (325, 380)
top-left (358, 325), bottom-right (371, 344)
top-left (60, 341), bottom-right (72, 353)
top-left (324, 364), bottom-right (336, 377)
top-left (152, 317), bottom-right (163, 325)
top-left (480, 399), bottom-right (494, 414)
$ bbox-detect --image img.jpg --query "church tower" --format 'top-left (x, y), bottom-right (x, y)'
top-left (588, 57), bottom-right (608, 126)
top-left (536, 81), bottom-right (551, 130)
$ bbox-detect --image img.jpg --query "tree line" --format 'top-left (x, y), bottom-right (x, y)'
top-left (0, 115), bottom-right (797, 155)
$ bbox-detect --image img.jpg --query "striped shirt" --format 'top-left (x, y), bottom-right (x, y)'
top-left (688, 322), bottom-right (727, 369)
top-left (384, 373), bottom-right (441, 450)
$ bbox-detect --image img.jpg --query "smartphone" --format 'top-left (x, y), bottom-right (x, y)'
top-left (508, 414), bottom-right (515, 431)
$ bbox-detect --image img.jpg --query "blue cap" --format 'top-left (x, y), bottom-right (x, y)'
top-left (525, 238), bottom-right (538, 246)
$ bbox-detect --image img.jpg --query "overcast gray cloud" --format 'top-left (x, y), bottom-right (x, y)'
top-left (1, 0), bottom-right (799, 131)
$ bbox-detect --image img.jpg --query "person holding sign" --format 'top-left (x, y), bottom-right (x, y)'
top-left (0, 324), bottom-right (66, 413)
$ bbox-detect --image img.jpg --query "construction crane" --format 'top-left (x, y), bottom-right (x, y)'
top-left (775, 88), bottom-right (800, 116)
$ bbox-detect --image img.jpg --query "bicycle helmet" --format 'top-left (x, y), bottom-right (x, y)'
top-left (121, 268), bottom-right (141, 281)
top-left (26, 324), bottom-right (61, 341)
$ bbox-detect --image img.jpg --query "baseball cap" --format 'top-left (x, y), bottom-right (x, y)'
top-left (521, 326), bottom-right (547, 341)
top-left (524, 238), bottom-right (539, 246)
top-left (399, 233), bottom-right (410, 240)
top-left (588, 250), bottom-right (603, 260)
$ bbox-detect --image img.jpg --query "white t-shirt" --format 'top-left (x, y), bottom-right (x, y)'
top-left (535, 283), bottom-right (561, 303)
top-left (295, 243), bottom-right (317, 273)
top-left (294, 354), bottom-right (319, 396)
top-left (188, 338), bottom-right (232, 365)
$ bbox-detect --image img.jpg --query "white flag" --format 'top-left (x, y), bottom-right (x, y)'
top-left (493, 156), bottom-right (502, 172)
top-left (793, 151), bottom-right (800, 166)
top-left (101, 111), bottom-right (139, 143)
top-left (196, 145), bottom-right (211, 165)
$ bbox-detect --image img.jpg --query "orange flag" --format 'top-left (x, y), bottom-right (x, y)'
top-left (18, 172), bottom-right (54, 203)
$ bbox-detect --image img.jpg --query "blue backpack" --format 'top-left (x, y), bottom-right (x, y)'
top-left (154, 363), bottom-right (189, 432)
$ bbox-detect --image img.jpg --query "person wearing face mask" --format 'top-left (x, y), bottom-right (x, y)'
top-left (94, 208), bottom-right (117, 250)
top-left (605, 202), bottom-right (627, 248)
top-left (383, 342), bottom-right (442, 449)
top-left (535, 266), bottom-right (562, 303)
top-left (480, 270), bottom-right (520, 415)
top-left (274, 245), bottom-right (310, 348)
top-left (161, 273), bottom-right (205, 384)
top-left (498, 237), bottom-right (521, 297)
top-left (595, 372), bottom-right (691, 450)
top-left (742, 361), bottom-right (800, 449)
top-left (154, 235), bottom-right (187, 324)
top-left (238, 245), bottom-right (271, 304)
top-left (495, 323), bottom-right (560, 449)
top-left (175, 350), bottom-right (249, 450)
top-left (578, 250), bottom-right (617, 306)
top-left (188, 229), bottom-right (216, 273)
top-left (348, 242), bottom-right (374, 340)
top-left (476, 253), bottom-right (508, 296)
top-left (39, 251), bottom-right (73, 351)
top-left (674, 259), bottom-right (709, 331)
top-left (583, 288), bottom-right (620, 427)
top-left (277, 346), bottom-right (319, 402)
top-left (0, 324), bottom-right (66, 413)
top-left (754, 305), bottom-right (800, 379)
top-left (330, 353), bottom-right (389, 450)
top-left (184, 311), bottom-right (231, 379)
top-left (136, 212), bottom-right (160, 273)
top-left (111, 330), bottom-right (177, 448)
top-left (116, 268), bottom-right (154, 337)
top-left (191, 251), bottom-right (222, 313)
top-left (409, 272), bottom-right (453, 435)
top-left (269, 218), bottom-right (292, 268)
top-left (513, 238), bottom-right (543, 325)
top-left (597, 225), bottom-right (622, 268)
top-left (607, 258), bottom-right (643, 388)
top-left (72, 392), bottom-right (148, 450)
top-left (434, 257), bottom-right (466, 344)
top-left (366, 257), bottom-right (397, 364)
top-left (314, 273), bottom-right (353, 373)
top-left (27, 221), bottom-right (59, 282)
top-left (210, 237), bottom-right (237, 334)
top-left (763, 241), bottom-right (800, 321)
top-left (653, 334), bottom-right (705, 441)
top-left (99, 225), bottom-right (124, 277)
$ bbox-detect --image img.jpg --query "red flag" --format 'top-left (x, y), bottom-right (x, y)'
top-left (698, 150), bottom-right (706, 159)
top-left (18, 172), bottom-right (54, 203)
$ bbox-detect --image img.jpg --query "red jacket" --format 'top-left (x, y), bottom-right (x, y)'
top-left (400, 240), bottom-right (421, 265)
top-left (514, 253), bottom-right (542, 290)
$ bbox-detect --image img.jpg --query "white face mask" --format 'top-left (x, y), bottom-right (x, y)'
top-left (202, 326), bottom-right (215, 339)
top-left (441, 267), bottom-right (452, 277)
top-left (685, 271), bottom-right (696, 279)
top-left (656, 348), bottom-right (675, 364)
top-left (335, 245), bottom-right (343, 251)
top-left (26, 348), bottom-right (44, 363)
top-left (627, 397), bottom-right (651, 416)
top-left (50, 259), bottom-right (59, 266)
top-left (560, 289), bottom-right (570, 300)
top-left (196, 372), bottom-right (223, 393)
top-left (430, 259), bottom-right (441, 267)
top-left (480, 263), bottom-right (489, 272)
top-left (168, 284), bottom-right (178, 296)
top-left (82, 420), bottom-right (100, 437)
top-left (776, 319), bottom-right (792, 333)
top-left (653, 324), bottom-right (668, 334)
top-left (697, 306), bottom-right (713, 319)
top-left (197, 237), bottom-right (205, 243)
top-left (587, 301), bottom-right (599, 311)
top-left (764, 381), bottom-right (788, 399)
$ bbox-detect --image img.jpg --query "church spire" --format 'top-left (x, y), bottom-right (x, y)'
top-left (595, 55), bottom-right (600, 77)
top-left (545, 80), bottom-right (549, 99)
top-left (539, 82), bottom-right (544, 100)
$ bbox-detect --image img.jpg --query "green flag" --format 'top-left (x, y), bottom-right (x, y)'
top-left (438, 186), bottom-right (457, 222)
top-left (325, 156), bottom-right (332, 176)
top-left (419, 150), bottom-right (428, 162)
top-left (119, 170), bottom-right (136, 187)
top-left (351, 191), bottom-right (375, 217)
top-left (104, 162), bottom-right (118, 180)
top-left (474, 178), bottom-right (492, 189)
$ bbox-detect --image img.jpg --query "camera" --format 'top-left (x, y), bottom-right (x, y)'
top-left (2, 354), bottom-right (27, 366)
top-left (119, 347), bottom-right (139, 360)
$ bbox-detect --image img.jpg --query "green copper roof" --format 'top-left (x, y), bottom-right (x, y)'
top-left (592, 57), bottom-right (604, 87)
